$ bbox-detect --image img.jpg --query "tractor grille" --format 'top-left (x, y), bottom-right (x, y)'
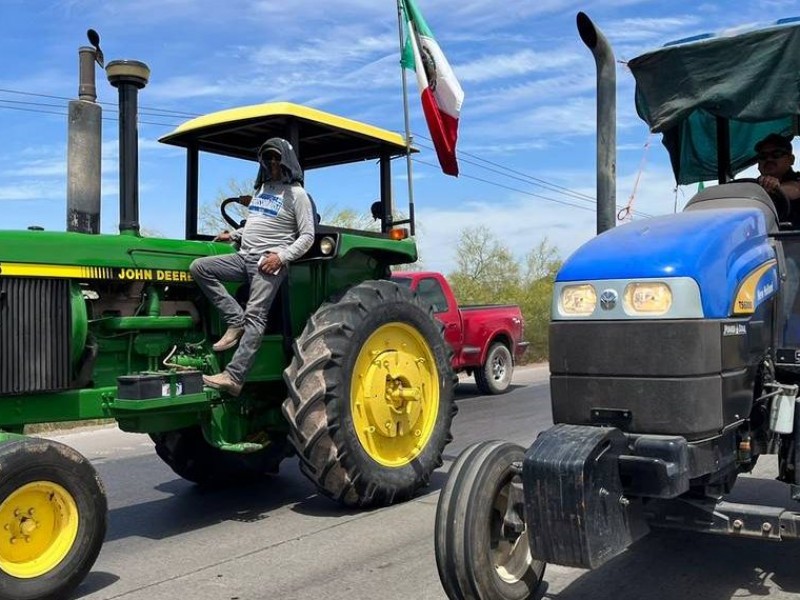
top-left (0, 278), bottom-right (71, 396)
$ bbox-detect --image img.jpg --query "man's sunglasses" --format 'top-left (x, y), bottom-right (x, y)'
top-left (259, 153), bottom-right (282, 165)
top-left (757, 150), bottom-right (790, 161)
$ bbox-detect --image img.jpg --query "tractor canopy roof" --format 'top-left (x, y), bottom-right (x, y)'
top-left (159, 101), bottom-right (412, 170)
top-left (628, 19), bottom-right (800, 185)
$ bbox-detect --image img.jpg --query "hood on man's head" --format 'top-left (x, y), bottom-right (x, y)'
top-left (254, 137), bottom-right (304, 189)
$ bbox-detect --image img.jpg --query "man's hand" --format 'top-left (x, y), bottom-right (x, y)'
top-left (239, 195), bottom-right (253, 207)
top-left (758, 175), bottom-right (782, 193)
top-left (258, 253), bottom-right (283, 275)
top-left (213, 230), bottom-right (232, 242)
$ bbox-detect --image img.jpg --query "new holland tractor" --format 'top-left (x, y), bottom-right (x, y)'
top-left (0, 35), bottom-right (455, 600)
top-left (435, 12), bottom-right (800, 600)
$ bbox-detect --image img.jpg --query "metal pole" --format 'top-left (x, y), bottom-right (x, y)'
top-left (716, 117), bottom-right (731, 184)
top-left (397, 0), bottom-right (414, 235)
top-left (577, 12), bottom-right (616, 235)
top-left (185, 145), bottom-right (199, 239)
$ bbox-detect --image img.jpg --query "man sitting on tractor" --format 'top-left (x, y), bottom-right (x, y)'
top-left (190, 137), bottom-right (315, 396)
top-left (755, 133), bottom-right (800, 215)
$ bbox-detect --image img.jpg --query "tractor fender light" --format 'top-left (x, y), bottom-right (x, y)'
top-left (319, 236), bottom-right (336, 255)
top-left (389, 228), bottom-right (408, 240)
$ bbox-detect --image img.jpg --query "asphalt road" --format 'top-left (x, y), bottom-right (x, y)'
top-left (44, 365), bottom-right (800, 600)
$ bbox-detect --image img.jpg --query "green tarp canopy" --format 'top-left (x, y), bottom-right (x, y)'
top-left (628, 21), bottom-right (800, 185)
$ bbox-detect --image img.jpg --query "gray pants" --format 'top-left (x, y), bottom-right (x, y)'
top-left (190, 253), bottom-right (286, 384)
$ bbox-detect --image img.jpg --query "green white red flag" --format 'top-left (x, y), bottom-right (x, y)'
top-left (400, 0), bottom-right (464, 177)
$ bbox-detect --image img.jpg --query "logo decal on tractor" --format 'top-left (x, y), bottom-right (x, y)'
top-left (723, 323), bottom-right (747, 336)
top-left (0, 262), bottom-right (192, 282)
top-left (599, 289), bottom-right (618, 310)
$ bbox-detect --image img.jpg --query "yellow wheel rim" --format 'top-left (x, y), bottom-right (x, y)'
top-left (351, 322), bottom-right (440, 467)
top-left (0, 482), bottom-right (79, 578)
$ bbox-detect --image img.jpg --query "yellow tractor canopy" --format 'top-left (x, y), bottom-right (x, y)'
top-left (159, 101), bottom-right (412, 169)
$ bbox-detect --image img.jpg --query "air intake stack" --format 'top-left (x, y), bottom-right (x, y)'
top-left (106, 60), bottom-right (150, 235)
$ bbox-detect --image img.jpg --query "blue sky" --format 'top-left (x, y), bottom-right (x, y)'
top-left (1, 0), bottom-right (798, 274)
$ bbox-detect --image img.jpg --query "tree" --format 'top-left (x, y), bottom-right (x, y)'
top-left (448, 226), bottom-right (521, 304)
top-left (447, 226), bottom-right (561, 362)
top-left (519, 240), bottom-right (561, 361)
top-left (199, 179), bottom-right (252, 235)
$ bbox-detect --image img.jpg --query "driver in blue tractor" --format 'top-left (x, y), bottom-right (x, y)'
top-left (755, 133), bottom-right (800, 218)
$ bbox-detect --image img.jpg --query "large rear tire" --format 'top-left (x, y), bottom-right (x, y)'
top-left (475, 342), bottom-right (514, 395)
top-left (282, 280), bottom-right (456, 507)
top-left (435, 441), bottom-right (545, 600)
top-left (151, 426), bottom-right (291, 487)
top-left (0, 438), bottom-right (106, 600)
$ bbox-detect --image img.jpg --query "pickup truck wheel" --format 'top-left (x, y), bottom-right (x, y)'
top-left (150, 427), bottom-right (291, 487)
top-left (283, 280), bottom-right (456, 507)
top-left (435, 441), bottom-right (545, 600)
top-left (476, 342), bottom-right (513, 395)
top-left (0, 438), bottom-right (106, 600)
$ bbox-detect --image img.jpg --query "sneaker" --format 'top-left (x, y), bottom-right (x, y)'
top-left (212, 327), bottom-right (244, 352)
top-left (202, 371), bottom-right (243, 397)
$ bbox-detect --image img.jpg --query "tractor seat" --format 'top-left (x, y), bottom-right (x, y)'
top-left (683, 182), bottom-right (780, 233)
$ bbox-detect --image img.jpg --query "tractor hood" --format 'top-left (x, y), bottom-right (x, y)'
top-left (556, 208), bottom-right (776, 318)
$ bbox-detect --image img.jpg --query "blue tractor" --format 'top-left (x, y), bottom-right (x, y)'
top-left (435, 12), bottom-right (800, 600)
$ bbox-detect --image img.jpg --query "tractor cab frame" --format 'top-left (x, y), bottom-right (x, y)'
top-left (159, 102), bottom-right (416, 240)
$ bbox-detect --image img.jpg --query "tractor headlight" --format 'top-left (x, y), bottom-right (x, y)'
top-left (319, 236), bottom-right (336, 256)
top-left (559, 284), bottom-right (597, 316)
top-left (623, 282), bottom-right (672, 315)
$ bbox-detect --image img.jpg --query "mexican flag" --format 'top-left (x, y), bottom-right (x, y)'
top-left (400, 0), bottom-right (464, 177)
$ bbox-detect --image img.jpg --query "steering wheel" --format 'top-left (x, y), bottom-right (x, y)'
top-left (221, 197), bottom-right (246, 230)
top-left (734, 178), bottom-right (791, 222)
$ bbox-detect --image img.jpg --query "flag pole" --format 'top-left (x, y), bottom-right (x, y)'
top-left (397, 0), bottom-right (416, 236)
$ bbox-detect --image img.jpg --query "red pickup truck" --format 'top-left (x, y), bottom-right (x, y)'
top-left (391, 271), bottom-right (528, 394)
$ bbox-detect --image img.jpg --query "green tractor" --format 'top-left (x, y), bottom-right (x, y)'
top-left (0, 41), bottom-right (455, 600)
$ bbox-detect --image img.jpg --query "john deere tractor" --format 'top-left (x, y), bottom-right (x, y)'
top-left (0, 36), bottom-right (455, 600)
top-left (435, 13), bottom-right (800, 600)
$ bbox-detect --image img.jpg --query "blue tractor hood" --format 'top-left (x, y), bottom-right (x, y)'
top-left (557, 208), bottom-right (776, 318)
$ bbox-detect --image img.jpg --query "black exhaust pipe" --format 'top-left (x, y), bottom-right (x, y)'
top-left (66, 32), bottom-right (103, 234)
top-left (577, 12), bottom-right (616, 235)
top-left (106, 60), bottom-right (150, 235)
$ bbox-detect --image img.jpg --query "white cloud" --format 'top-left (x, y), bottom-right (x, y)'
top-left (604, 16), bottom-right (703, 43)
top-left (146, 76), bottom-right (232, 101)
top-left (457, 49), bottom-right (584, 83)
top-left (415, 196), bottom-right (596, 274)
top-left (0, 181), bottom-right (62, 202)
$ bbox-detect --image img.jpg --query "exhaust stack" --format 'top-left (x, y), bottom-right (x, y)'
top-left (577, 12), bottom-right (616, 234)
top-left (106, 60), bottom-right (150, 235)
top-left (66, 30), bottom-right (104, 234)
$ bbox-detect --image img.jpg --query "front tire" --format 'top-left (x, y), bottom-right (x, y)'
top-left (0, 438), bottom-right (107, 600)
top-left (282, 280), bottom-right (456, 507)
top-left (435, 441), bottom-right (545, 600)
top-left (475, 342), bottom-right (514, 395)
